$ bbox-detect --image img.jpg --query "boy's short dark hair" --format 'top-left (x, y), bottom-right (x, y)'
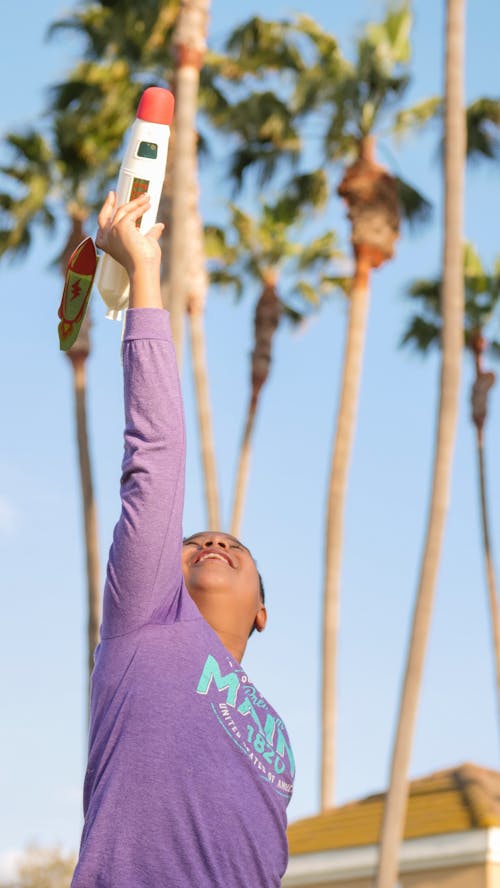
top-left (249, 571), bottom-right (265, 638)
top-left (258, 571), bottom-right (265, 604)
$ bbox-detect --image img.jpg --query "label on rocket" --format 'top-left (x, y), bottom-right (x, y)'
top-left (96, 88), bottom-right (174, 320)
top-left (130, 177), bottom-right (149, 201)
top-left (129, 177), bottom-right (149, 227)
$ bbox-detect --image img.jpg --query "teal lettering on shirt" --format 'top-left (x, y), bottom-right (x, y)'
top-left (196, 654), bottom-right (240, 706)
top-left (276, 728), bottom-right (295, 778)
top-left (196, 653), bottom-right (295, 789)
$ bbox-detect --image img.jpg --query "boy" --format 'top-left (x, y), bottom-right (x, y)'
top-left (71, 192), bottom-right (295, 887)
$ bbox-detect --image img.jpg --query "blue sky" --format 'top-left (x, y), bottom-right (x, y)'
top-left (1, 0), bottom-right (500, 879)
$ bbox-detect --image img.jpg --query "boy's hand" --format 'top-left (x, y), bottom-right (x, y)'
top-left (96, 191), bottom-right (164, 277)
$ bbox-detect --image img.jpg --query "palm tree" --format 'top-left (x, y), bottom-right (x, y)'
top-left (0, 94), bottom-right (126, 699)
top-left (285, 3), bottom-right (432, 809)
top-left (401, 244), bottom-right (500, 738)
top-left (374, 0), bottom-right (466, 884)
top-left (206, 171), bottom-right (341, 535)
top-left (51, 0), bottom-right (222, 530)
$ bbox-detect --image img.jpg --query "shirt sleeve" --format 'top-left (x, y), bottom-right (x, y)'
top-left (101, 308), bottom-right (195, 638)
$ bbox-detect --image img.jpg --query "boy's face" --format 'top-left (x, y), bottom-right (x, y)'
top-left (181, 532), bottom-right (266, 651)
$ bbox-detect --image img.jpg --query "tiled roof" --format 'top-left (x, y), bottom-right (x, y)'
top-left (288, 763), bottom-right (500, 855)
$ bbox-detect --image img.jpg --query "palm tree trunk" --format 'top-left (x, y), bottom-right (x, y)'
top-left (230, 278), bottom-right (281, 538)
top-left (476, 425), bottom-right (500, 737)
top-left (230, 397), bottom-right (257, 538)
top-left (168, 0), bottom-right (209, 367)
top-left (321, 136), bottom-right (400, 808)
top-left (188, 307), bottom-right (220, 528)
top-left (470, 350), bottom-right (500, 737)
top-left (374, 2), bottom-right (466, 884)
top-left (186, 203), bottom-right (220, 529)
top-left (68, 344), bottom-right (101, 701)
top-left (171, 1), bottom-right (219, 529)
top-left (321, 246), bottom-right (372, 809)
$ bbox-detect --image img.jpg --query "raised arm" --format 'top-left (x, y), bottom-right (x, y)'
top-left (97, 193), bottom-right (187, 637)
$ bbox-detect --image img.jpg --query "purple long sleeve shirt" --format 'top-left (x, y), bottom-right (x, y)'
top-left (71, 309), bottom-right (294, 888)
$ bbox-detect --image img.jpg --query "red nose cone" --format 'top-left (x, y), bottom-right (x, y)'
top-left (137, 87), bottom-right (175, 125)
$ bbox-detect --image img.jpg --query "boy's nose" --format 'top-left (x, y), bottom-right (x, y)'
top-left (203, 537), bottom-right (227, 549)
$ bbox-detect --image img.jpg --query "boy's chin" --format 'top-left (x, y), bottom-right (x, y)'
top-left (187, 584), bottom-right (230, 604)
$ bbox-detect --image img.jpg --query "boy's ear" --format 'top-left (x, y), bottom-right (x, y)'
top-left (254, 606), bottom-right (267, 634)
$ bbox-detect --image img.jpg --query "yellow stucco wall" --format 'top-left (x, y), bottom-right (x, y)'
top-left (487, 862), bottom-right (500, 888)
top-left (403, 863), bottom-right (486, 888)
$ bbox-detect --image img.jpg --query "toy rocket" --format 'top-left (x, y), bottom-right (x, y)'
top-left (57, 87), bottom-right (174, 350)
top-left (96, 86), bottom-right (175, 320)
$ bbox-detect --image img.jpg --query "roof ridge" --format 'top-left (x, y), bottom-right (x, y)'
top-left (287, 762), bottom-right (500, 853)
top-left (328, 762), bottom-right (492, 810)
top-left (455, 762), bottom-right (500, 828)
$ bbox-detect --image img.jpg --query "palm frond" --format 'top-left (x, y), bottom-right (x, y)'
top-left (295, 280), bottom-right (321, 307)
top-left (293, 14), bottom-right (340, 61)
top-left (408, 277), bottom-right (440, 307)
top-left (204, 225), bottom-right (229, 260)
top-left (289, 16), bottom-right (350, 119)
top-left (0, 226), bottom-right (29, 259)
top-left (391, 97), bottom-right (442, 140)
top-left (270, 170), bottom-right (329, 225)
top-left (280, 302), bottom-right (306, 325)
top-left (321, 274), bottom-right (351, 296)
top-left (49, 1), bottom-right (178, 70)
top-left (488, 340), bottom-right (500, 361)
top-left (230, 141), bottom-right (298, 189)
top-left (466, 97), bottom-right (500, 161)
top-left (463, 242), bottom-right (485, 279)
top-left (297, 232), bottom-right (339, 270)
top-left (208, 269), bottom-right (244, 300)
top-left (400, 314), bottom-right (441, 351)
top-left (395, 176), bottom-right (432, 228)
top-left (230, 206), bottom-right (256, 252)
top-left (3, 131), bottom-right (53, 168)
top-left (221, 91), bottom-right (301, 188)
top-left (225, 16), bottom-right (303, 75)
top-left (365, 2), bottom-right (412, 67)
top-left (324, 125), bottom-right (359, 164)
top-left (288, 170), bottom-right (329, 209)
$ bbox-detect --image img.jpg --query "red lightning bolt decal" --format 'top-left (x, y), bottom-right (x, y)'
top-left (71, 279), bottom-right (82, 301)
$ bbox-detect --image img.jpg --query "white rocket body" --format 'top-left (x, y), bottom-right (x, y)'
top-left (96, 89), bottom-right (173, 320)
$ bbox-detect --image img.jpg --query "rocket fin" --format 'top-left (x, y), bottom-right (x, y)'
top-left (58, 237), bottom-right (97, 351)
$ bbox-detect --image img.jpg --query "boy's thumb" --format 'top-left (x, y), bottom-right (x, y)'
top-left (147, 223), bottom-right (165, 242)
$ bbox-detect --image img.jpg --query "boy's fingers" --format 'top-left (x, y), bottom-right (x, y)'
top-left (146, 223), bottom-right (164, 243)
top-left (97, 191), bottom-right (116, 229)
top-left (113, 193), bottom-right (150, 225)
